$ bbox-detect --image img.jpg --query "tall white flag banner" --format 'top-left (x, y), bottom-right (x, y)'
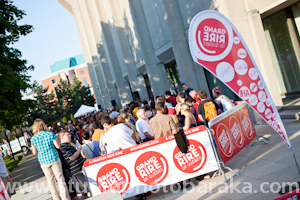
top-left (189, 10), bottom-right (291, 147)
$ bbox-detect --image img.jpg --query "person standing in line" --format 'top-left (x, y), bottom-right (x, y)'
top-left (149, 102), bottom-right (178, 139)
top-left (81, 131), bottom-right (99, 160)
top-left (59, 131), bottom-right (87, 200)
top-left (0, 152), bottom-right (15, 197)
top-left (117, 114), bottom-right (141, 144)
top-left (132, 102), bottom-right (140, 120)
top-left (136, 109), bottom-right (154, 142)
top-left (197, 90), bottom-right (220, 126)
top-left (91, 122), bottom-right (104, 141)
top-left (30, 119), bottom-right (71, 200)
top-left (165, 91), bottom-right (177, 107)
top-left (180, 103), bottom-right (197, 131)
top-left (212, 86), bottom-right (235, 113)
top-left (181, 83), bottom-right (194, 98)
top-left (101, 116), bottom-right (136, 154)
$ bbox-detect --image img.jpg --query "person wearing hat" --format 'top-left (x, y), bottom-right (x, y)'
top-left (181, 83), bottom-right (194, 98)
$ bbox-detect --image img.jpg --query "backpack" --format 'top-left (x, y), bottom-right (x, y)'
top-left (203, 101), bottom-right (218, 122)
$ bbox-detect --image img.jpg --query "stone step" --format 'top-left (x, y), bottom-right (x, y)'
top-left (279, 110), bottom-right (300, 120)
top-left (284, 105), bottom-right (300, 110)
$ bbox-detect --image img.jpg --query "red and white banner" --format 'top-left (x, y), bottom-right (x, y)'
top-left (84, 126), bottom-right (219, 198)
top-left (0, 178), bottom-right (11, 200)
top-left (273, 189), bottom-right (300, 200)
top-left (208, 102), bottom-right (256, 163)
top-left (189, 10), bottom-right (291, 147)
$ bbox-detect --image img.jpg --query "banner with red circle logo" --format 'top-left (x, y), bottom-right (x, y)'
top-left (189, 10), bottom-right (291, 147)
top-left (208, 102), bottom-right (256, 164)
top-left (84, 126), bottom-right (219, 198)
top-left (0, 178), bottom-right (11, 200)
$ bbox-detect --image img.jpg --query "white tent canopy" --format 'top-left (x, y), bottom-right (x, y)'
top-left (74, 105), bottom-right (96, 118)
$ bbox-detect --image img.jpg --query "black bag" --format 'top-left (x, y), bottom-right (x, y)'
top-left (174, 129), bottom-right (188, 153)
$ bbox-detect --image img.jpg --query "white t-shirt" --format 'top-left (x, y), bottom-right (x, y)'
top-left (216, 95), bottom-right (235, 113)
top-left (136, 119), bottom-right (154, 140)
top-left (81, 140), bottom-right (94, 160)
top-left (104, 124), bottom-right (136, 153)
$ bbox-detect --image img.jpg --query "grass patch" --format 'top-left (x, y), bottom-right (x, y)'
top-left (5, 157), bottom-right (20, 172)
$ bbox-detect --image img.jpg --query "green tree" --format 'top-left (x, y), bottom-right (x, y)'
top-left (0, 0), bottom-right (34, 130)
top-left (27, 77), bottom-right (95, 125)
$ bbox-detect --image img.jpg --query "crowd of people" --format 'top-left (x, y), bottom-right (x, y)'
top-left (14, 83), bottom-right (236, 200)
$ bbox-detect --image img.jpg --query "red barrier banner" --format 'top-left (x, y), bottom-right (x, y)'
top-left (273, 189), bottom-right (300, 200)
top-left (0, 178), bottom-right (11, 200)
top-left (189, 10), bottom-right (291, 147)
top-left (84, 126), bottom-right (219, 198)
top-left (208, 102), bottom-right (255, 164)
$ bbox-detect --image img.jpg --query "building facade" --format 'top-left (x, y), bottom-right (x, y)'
top-left (41, 54), bottom-right (94, 96)
top-left (58, 0), bottom-right (300, 109)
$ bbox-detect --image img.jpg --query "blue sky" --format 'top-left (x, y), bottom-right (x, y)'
top-left (12, 0), bottom-right (83, 92)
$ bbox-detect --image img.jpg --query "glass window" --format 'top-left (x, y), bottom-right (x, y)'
top-left (80, 70), bottom-right (85, 75)
top-left (83, 78), bottom-right (89, 87)
top-left (52, 79), bottom-right (56, 84)
top-left (263, 8), bottom-right (300, 94)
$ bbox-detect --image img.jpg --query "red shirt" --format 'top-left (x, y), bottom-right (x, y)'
top-left (193, 100), bottom-right (202, 122)
top-left (168, 96), bottom-right (177, 107)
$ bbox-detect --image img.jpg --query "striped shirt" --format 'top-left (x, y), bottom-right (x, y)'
top-left (60, 143), bottom-right (84, 175)
top-left (31, 131), bottom-right (59, 165)
top-left (0, 156), bottom-right (8, 177)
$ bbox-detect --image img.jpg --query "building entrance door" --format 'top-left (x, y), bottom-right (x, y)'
top-left (263, 5), bottom-right (300, 95)
top-left (164, 60), bottom-right (181, 95)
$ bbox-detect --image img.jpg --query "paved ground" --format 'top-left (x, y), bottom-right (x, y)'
top-left (10, 119), bottom-right (300, 200)
top-left (11, 152), bottom-right (52, 200)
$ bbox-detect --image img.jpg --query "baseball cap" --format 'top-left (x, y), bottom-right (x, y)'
top-left (181, 83), bottom-right (186, 87)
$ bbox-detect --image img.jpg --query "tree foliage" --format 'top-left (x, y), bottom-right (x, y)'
top-left (25, 77), bottom-right (95, 125)
top-left (0, 0), bottom-right (34, 130)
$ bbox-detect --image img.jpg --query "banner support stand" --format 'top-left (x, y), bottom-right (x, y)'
top-left (207, 128), bottom-right (239, 183)
top-left (289, 146), bottom-right (300, 174)
top-left (246, 132), bottom-right (269, 148)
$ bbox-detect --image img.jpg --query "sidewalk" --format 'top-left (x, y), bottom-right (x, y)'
top-left (126, 120), bottom-right (300, 200)
top-left (10, 120), bottom-right (300, 200)
top-left (11, 152), bottom-right (52, 200)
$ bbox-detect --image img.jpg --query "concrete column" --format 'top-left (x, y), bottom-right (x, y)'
top-left (75, 0), bottom-right (112, 108)
top-left (99, 0), bottom-right (149, 101)
top-left (244, 4), bottom-right (283, 106)
top-left (68, 1), bottom-right (105, 108)
top-left (85, 0), bottom-right (131, 107)
top-left (129, 0), bottom-right (170, 97)
top-left (92, 0), bottom-right (133, 106)
top-left (162, 0), bottom-right (201, 92)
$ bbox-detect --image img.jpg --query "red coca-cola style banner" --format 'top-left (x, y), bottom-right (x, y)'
top-left (209, 102), bottom-right (256, 163)
top-left (84, 126), bottom-right (219, 198)
top-left (189, 10), bottom-right (291, 147)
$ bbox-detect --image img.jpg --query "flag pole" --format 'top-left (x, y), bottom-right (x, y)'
top-left (289, 146), bottom-right (300, 174)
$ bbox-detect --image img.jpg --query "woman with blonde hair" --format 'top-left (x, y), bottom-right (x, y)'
top-left (30, 118), bottom-right (70, 200)
top-left (180, 103), bottom-right (197, 131)
top-left (118, 114), bottom-right (141, 144)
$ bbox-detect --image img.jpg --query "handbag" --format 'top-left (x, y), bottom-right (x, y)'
top-left (174, 129), bottom-right (188, 153)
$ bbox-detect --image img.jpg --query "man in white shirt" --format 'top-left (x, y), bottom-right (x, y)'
top-left (136, 109), bottom-right (154, 142)
top-left (101, 116), bottom-right (136, 154)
